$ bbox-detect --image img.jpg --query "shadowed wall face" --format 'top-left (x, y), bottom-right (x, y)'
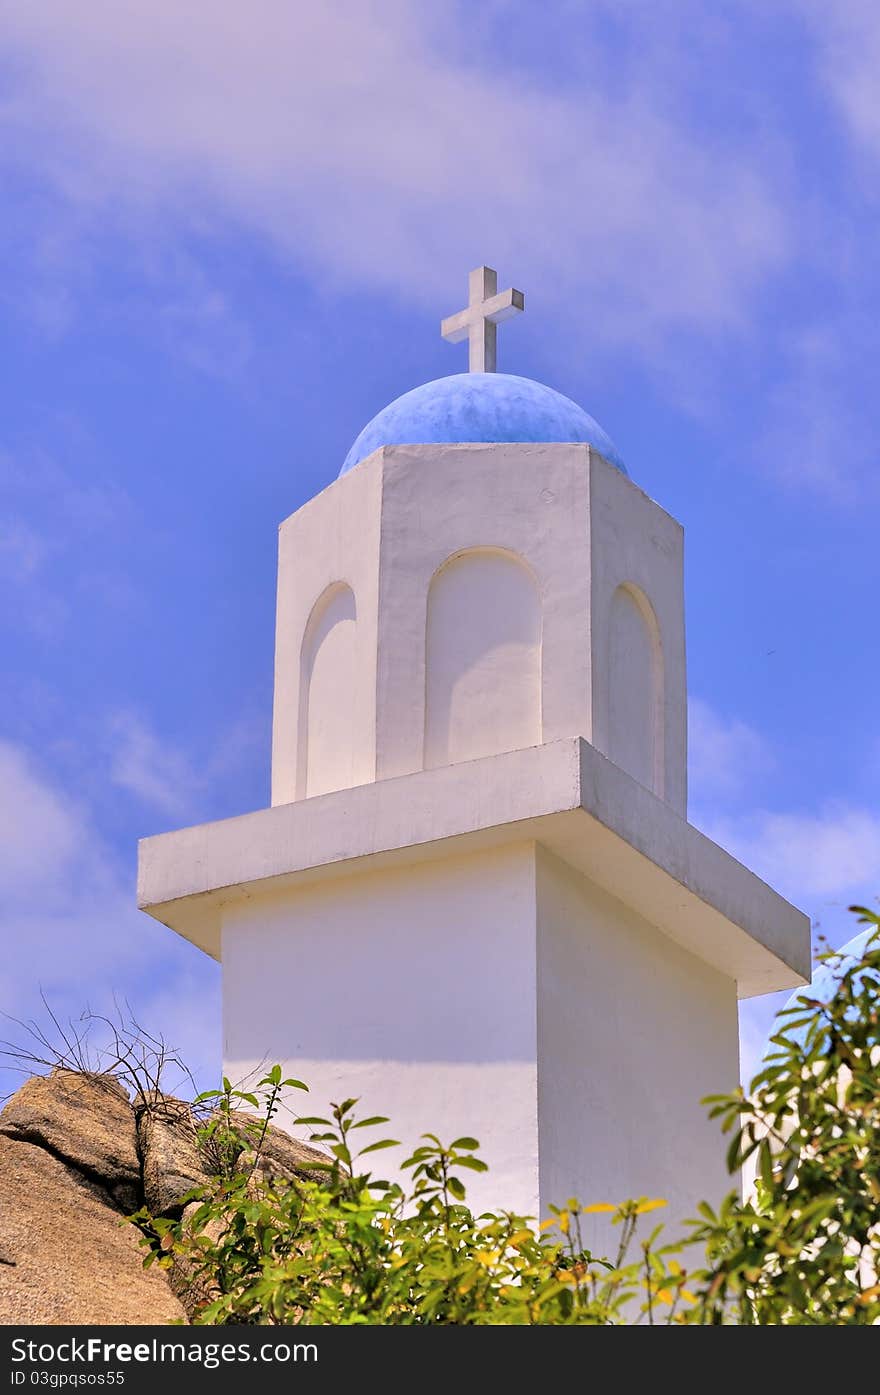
top-left (608, 583), bottom-right (664, 797)
top-left (299, 582), bottom-right (358, 798)
top-left (424, 549), bottom-right (542, 769)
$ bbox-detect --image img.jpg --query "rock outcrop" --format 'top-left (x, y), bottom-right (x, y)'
top-left (137, 1095), bottom-right (205, 1218)
top-left (0, 1134), bottom-right (185, 1325)
top-left (1, 1071), bottom-right (141, 1211)
top-left (0, 1069), bottom-right (329, 1325)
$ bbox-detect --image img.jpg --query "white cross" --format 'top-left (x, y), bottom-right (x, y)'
top-left (440, 266), bottom-right (524, 373)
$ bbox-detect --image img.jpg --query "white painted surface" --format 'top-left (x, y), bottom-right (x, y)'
top-left (300, 582), bottom-right (358, 798)
top-left (425, 549), bottom-right (541, 767)
top-left (271, 451), bottom-right (381, 805)
top-left (535, 847), bottom-right (736, 1229)
top-left (440, 265), bottom-right (524, 373)
top-left (589, 456), bottom-right (686, 813)
top-left (139, 737), bottom-right (812, 995)
top-left (374, 443), bottom-right (592, 780)
top-left (271, 442), bottom-right (686, 816)
top-left (608, 583), bottom-right (662, 795)
top-left (141, 428), bottom-right (813, 1239)
top-left (222, 844), bottom-right (541, 1216)
top-left (220, 839), bottom-right (737, 1224)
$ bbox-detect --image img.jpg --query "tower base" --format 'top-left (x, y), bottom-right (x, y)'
top-left (139, 738), bottom-right (810, 1229)
top-left (222, 839), bottom-right (738, 1225)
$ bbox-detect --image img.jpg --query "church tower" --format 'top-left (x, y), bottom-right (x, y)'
top-left (139, 269), bottom-right (810, 1224)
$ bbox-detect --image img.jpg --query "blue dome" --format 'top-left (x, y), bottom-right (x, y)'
top-left (340, 373), bottom-right (626, 477)
top-left (769, 925), bottom-right (879, 1052)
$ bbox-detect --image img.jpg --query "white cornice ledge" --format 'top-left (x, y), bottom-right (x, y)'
top-left (138, 738), bottom-right (810, 998)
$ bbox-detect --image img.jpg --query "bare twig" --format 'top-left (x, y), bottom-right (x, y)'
top-left (0, 995), bottom-right (196, 1109)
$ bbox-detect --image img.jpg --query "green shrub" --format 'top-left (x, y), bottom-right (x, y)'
top-left (133, 908), bottom-right (880, 1325)
top-left (133, 1071), bottom-right (686, 1324)
top-left (687, 905), bottom-right (880, 1324)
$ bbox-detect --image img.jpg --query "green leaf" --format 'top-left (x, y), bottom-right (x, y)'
top-left (358, 1139), bottom-right (401, 1156)
top-left (758, 1141), bottom-right (774, 1192)
top-left (350, 1116), bottom-right (391, 1129)
top-left (450, 1137), bottom-right (480, 1151)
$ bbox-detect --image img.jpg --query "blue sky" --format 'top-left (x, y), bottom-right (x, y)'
top-left (0, 2), bottom-right (878, 1095)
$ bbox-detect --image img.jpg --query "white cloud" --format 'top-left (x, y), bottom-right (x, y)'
top-left (107, 711), bottom-right (200, 821)
top-left (0, 738), bottom-right (219, 1094)
top-left (799, 2), bottom-right (880, 161)
top-left (702, 803), bottom-right (880, 905)
top-left (103, 707), bottom-right (265, 824)
top-left (0, 741), bottom-right (85, 898)
top-left (0, 1), bottom-right (788, 355)
top-left (688, 695), bottom-right (879, 1083)
top-left (0, 738), bottom-right (148, 1003)
top-left (751, 323), bottom-right (879, 501)
top-left (0, 445), bottom-right (134, 635)
top-left (689, 699), bottom-right (878, 909)
top-left (717, 791), bottom-right (880, 1086)
top-left (688, 697), bottom-right (773, 803)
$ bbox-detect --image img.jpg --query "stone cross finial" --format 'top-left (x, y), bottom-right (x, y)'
top-left (441, 266), bottom-right (524, 373)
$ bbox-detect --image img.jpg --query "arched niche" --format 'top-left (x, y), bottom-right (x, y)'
top-left (424, 548), bottom-right (542, 769)
top-left (298, 582), bottom-right (358, 798)
top-left (607, 582), bottom-right (664, 796)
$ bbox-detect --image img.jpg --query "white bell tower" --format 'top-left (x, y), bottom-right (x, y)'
top-left (139, 269), bottom-right (809, 1227)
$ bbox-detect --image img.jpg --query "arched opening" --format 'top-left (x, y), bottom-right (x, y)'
top-left (608, 583), bottom-right (664, 796)
top-left (298, 582), bottom-right (358, 798)
top-left (424, 548), bottom-right (542, 769)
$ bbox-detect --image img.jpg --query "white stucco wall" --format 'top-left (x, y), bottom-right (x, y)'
top-left (535, 846), bottom-right (737, 1231)
top-left (271, 451), bottom-right (382, 805)
top-left (219, 834), bottom-right (741, 1225)
top-left (299, 582), bottom-right (358, 797)
top-left (221, 843), bottom-right (541, 1216)
top-left (425, 548), bottom-right (542, 767)
top-left (271, 443), bottom-right (686, 813)
top-left (141, 737), bottom-right (811, 994)
top-left (142, 431), bottom-right (808, 1258)
top-left (589, 455), bottom-right (686, 814)
top-left (375, 443), bottom-right (593, 780)
top-left (608, 583), bottom-right (662, 795)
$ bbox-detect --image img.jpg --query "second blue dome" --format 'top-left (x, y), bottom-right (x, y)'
top-left (340, 373), bottom-right (626, 477)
